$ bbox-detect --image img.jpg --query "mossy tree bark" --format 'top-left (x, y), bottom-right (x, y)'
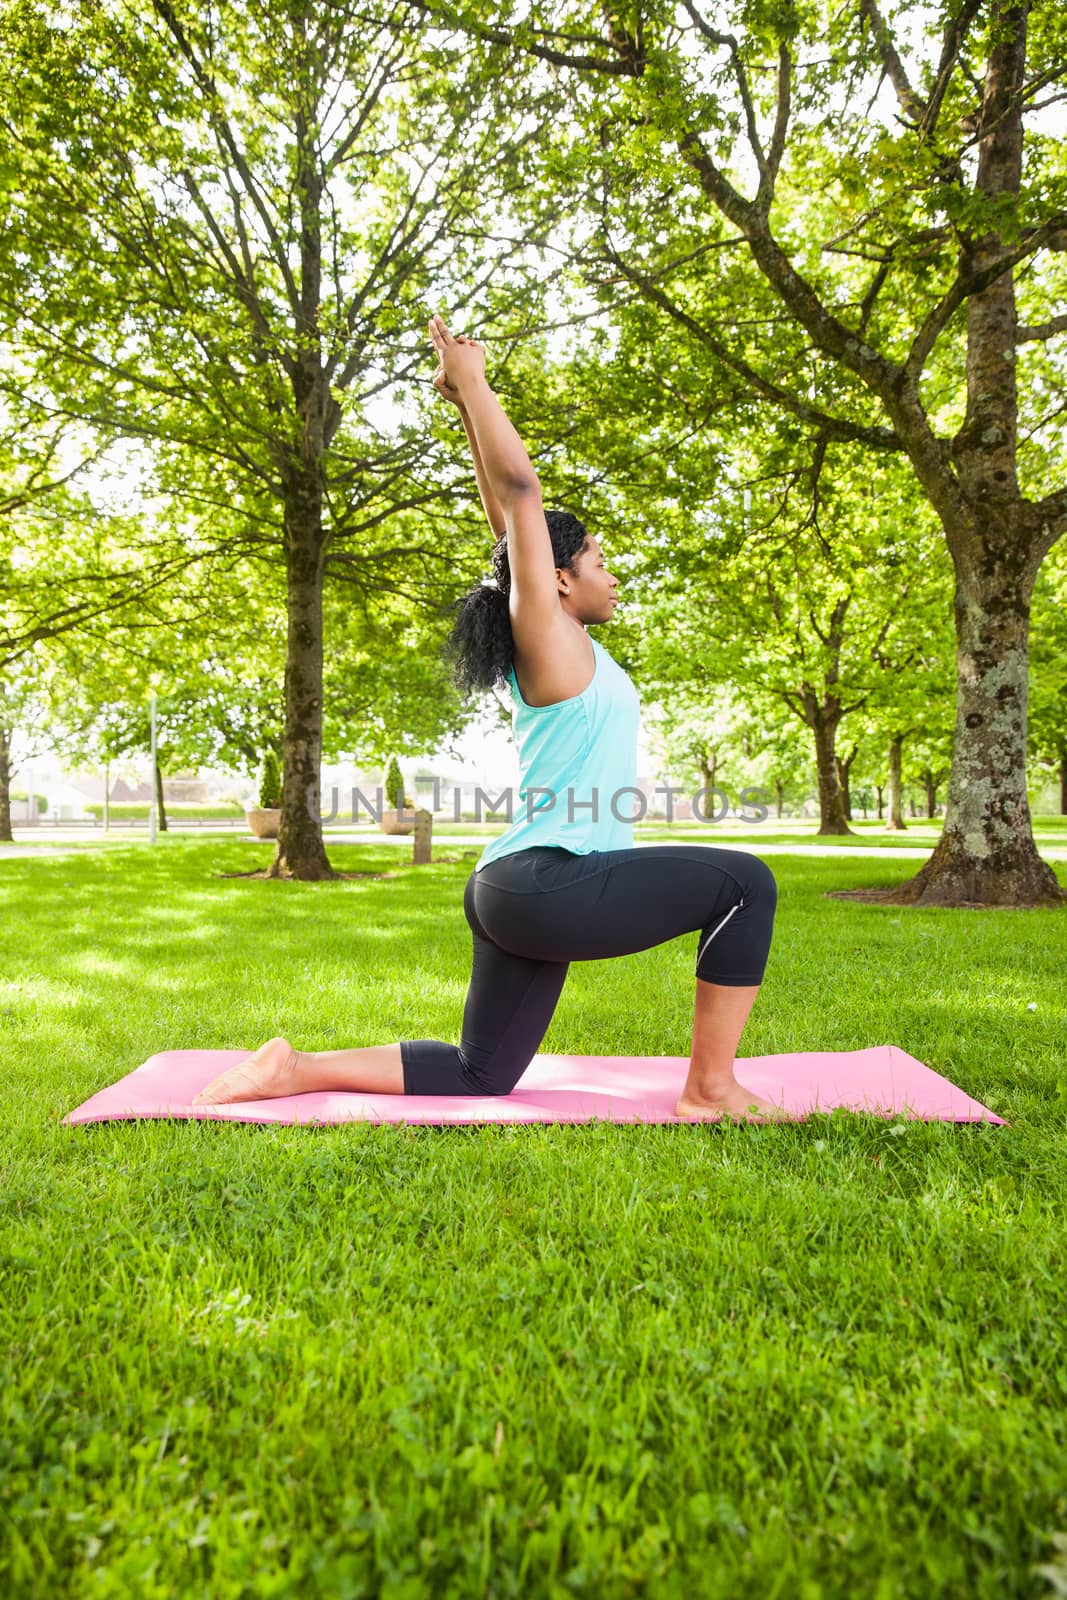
top-left (882, 5), bottom-right (1064, 905)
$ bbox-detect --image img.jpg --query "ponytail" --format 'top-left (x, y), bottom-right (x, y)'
top-left (445, 513), bottom-right (590, 693)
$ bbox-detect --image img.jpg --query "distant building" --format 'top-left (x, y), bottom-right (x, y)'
top-left (108, 778), bottom-right (154, 803)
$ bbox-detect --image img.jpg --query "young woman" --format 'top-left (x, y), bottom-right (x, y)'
top-left (194, 314), bottom-right (782, 1121)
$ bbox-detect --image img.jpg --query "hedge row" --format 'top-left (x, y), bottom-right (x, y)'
top-left (84, 804), bottom-right (245, 820)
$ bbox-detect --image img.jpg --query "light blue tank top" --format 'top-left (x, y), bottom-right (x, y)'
top-left (475, 634), bottom-right (641, 871)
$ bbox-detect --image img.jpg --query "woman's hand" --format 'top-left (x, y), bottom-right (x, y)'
top-left (428, 314), bottom-right (486, 398)
top-left (432, 364), bottom-right (465, 408)
top-left (431, 328), bottom-right (480, 408)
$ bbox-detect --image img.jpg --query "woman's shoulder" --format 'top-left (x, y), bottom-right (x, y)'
top-left (511, 628), bottom-right (597, 710)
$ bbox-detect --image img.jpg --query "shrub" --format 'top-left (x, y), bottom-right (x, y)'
top-left (258, 751), bottom-right (281, 810)
top-left (383, 754), bottom-right (408, 811)
top-left (85, 804), bottom-right (244, 820)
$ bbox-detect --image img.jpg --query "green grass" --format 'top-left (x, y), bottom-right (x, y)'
top-left (2, 837), bottom-right (1066, 1598)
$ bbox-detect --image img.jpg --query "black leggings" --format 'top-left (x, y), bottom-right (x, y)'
top-left (400, 844), bottom-right (777, 1097)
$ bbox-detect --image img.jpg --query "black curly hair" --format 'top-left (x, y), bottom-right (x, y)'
top-left (445, 510), bottom-right (591, 693)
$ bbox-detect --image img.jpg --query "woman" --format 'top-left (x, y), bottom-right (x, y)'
top-left (194, 314), bottom-right (782, 1121)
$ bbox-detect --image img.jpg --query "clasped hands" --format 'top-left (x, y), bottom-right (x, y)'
top-left (428, 312), bottom-right (486, 410)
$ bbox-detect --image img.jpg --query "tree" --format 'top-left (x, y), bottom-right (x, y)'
top-left (0, 397), bottom-right (194, 673)
top-left (41, 524), bottom-right (472, 824)
top-left (462, 0), bottom-right (1067, 903)
top-left (646, 685), bottom-right (811, 819)
top-left (0, 665), bottom-right (51, 842)
top-left (909, 729), bottom-right (955, 819)
top-left (631, 445), bottom-right (954, 835)
top-left (644, 690), bottom-right (744, 819)
top-left (2, 0), bottom-right (566, 878)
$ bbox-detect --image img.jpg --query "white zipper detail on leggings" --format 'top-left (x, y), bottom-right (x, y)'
top-left (695, 897), bottom-right (743, 971)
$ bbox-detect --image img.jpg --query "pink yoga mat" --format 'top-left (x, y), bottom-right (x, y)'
top-left (62, 1045), bottom-right (1005, 1126)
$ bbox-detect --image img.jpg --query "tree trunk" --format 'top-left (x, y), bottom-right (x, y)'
top-left (875, 783), bottom-right (884, 820)
top-left (1060, 753), bottom-right (1067, 816)
top-left (774, 779), bottom-right (784, 819)
top-left (0, 723), bottom-right (12, 843)
top-left (923, 767), bottom-right (948, 819)
top-left (270, 517), bottom-right (334, 880)
top-left (886, 734), bottom-right (907, 830)
top-left (268, 409), bottom-right (334, 879)
top-left (899, 537), bottom-right (1063, 904)
top-left (806, 700), bottom-right (852, 835)
top-left (154, 761), bottom-right (169, 833)
top-left (697, 751), bottom-right (715, 792)
top-left (886, 3), bottom-right (1063, 907)
top-left (268, 107), bottom-right (336, 884)
top-left (835, 743), bottom-right (857, 822)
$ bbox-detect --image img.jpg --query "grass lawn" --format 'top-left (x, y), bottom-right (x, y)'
top-left (2, 836), bottom-right (1066, 1598)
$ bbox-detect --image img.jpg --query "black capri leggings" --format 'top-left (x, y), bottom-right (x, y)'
top-left (400, 844), bottom-right (777, 1098)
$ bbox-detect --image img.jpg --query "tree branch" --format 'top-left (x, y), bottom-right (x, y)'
top-left (904, 212), bottom-right (1067, 384)
top-left (1017, 312), bottom-right (1067, 344)
top-left (761, 43), bottom-right (792, 209)
top-left (150, 0), bottom-right (300, 311)
top-left (921, 0), bottom-right (984, 137)
top-left (859, 0), bottom-right (926, 126)
top-left (602, 240), bottom-right (900, 449)
top-left (680, 2), bottom-right (766, 181)
top-left (395, 1), bottom-right (638, 74)
top-left (1029, 484), bottom-right (1067, 560)
top-left (0, 547), bottom-right (217, 671)
top-left (179, 168), bottom-right (295, 381)
top-left (674, 128), bottom-right (901, 394)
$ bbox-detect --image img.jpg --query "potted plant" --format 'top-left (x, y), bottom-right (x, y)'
top-left (380, 753), bottom-right (414, 836)
top-left (246, 750), bottom-right (282, 839)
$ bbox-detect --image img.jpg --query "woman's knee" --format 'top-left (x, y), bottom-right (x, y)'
top-left (730, 853), bottom-right (776, 912)
top-left (458, 1045), bottom-right (527, 1098)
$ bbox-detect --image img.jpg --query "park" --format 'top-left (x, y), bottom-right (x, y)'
top-left (2, 0), bottom-right (1066, 1596)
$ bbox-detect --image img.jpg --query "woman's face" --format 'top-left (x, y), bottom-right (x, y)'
top-left (559, 537), bottom-right (619, 624)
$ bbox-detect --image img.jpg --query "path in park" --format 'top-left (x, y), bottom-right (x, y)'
top-left (3, 830), bottom-right (1066, 862)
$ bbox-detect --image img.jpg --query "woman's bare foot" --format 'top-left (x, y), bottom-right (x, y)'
top-left (674, 1080), bottom-right (790, 1123)
top-left (192, 1037), bottom-right (300, 1107)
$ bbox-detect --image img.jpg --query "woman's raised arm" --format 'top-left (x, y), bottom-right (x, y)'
top-left (428, 313), bottom-right (559, 616)
top-left (431, 339), bottom-right (507, 538)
